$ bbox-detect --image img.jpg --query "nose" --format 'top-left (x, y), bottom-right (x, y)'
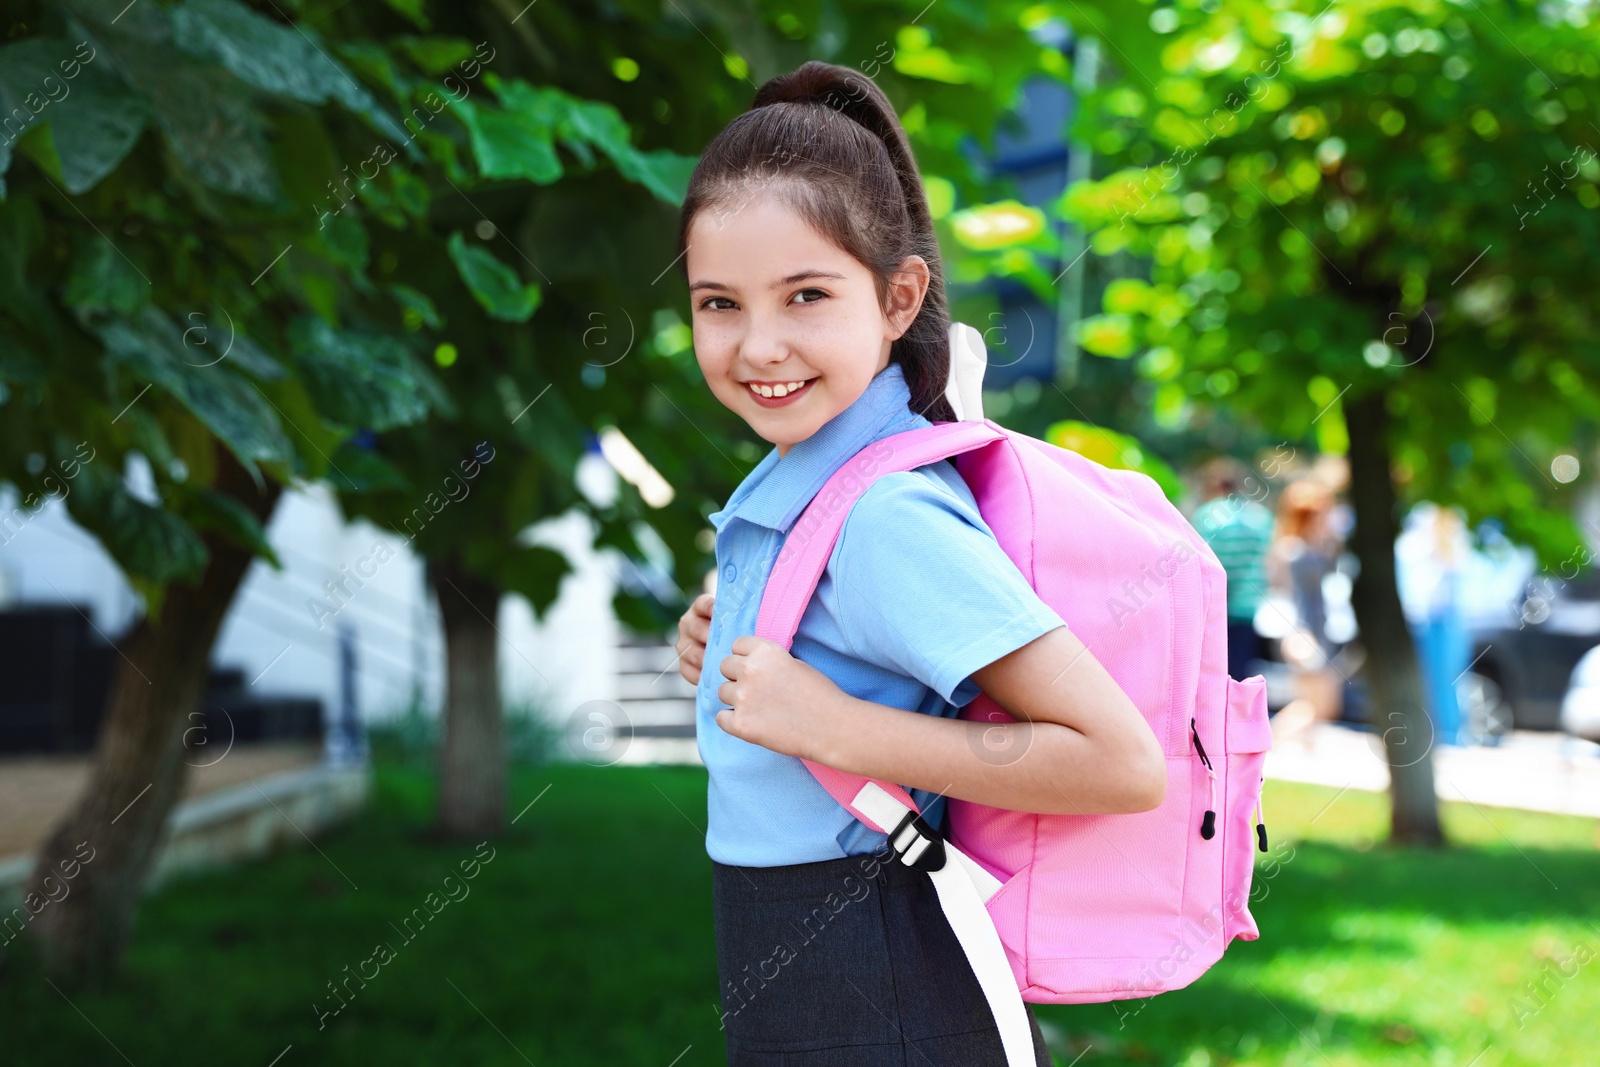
top-left (738, 312), bottom-right (794, 373)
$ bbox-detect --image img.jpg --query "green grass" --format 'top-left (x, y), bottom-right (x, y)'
top-left (4, 761), bottom-right (1598, 1065)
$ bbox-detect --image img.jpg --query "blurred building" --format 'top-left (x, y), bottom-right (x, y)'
top-left (0, 439), bottom-right (640, 752)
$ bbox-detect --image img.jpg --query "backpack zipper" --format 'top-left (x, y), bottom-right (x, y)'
top-left (1190, 717), bottom-right (1216, 839)
top-left (1192, 717), bottom-right (1271, 851)
top-left (1254, 785), bottom-right (1268, 852)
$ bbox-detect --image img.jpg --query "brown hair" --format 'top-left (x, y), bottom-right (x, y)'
top-left (1274, 478), bottom-right (1334, 541)
top-left (675, 60), bottom-right (956, 423)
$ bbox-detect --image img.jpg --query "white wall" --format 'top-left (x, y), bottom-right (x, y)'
top-left (0, 452), bottom-right (628, 735)
top-left (0, 489), bottom-right (142, 636)
top-left (213, 482), bottom-right (442, 723)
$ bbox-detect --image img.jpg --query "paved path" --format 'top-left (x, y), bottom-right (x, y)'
top-left (0, 742), bottom-right (322, 859)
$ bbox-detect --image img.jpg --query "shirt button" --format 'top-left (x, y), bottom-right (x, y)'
top-left (722, 563), bottom-right (737, 582)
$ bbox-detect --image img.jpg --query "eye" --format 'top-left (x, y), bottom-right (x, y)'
top-left (792, 288), bottom-right (828, 305)
top-left (698, 296), bottom-right (735, 312)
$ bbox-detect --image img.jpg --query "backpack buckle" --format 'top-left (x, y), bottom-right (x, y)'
top-left (887, 808), bottom-right (947, 872)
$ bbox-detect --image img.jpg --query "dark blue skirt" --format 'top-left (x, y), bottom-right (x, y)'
top-left (712, 844), bottom-right (1053, 1065)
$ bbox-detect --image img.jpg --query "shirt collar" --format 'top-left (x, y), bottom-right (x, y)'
top-left (708, 361), bottom-right (930, 535)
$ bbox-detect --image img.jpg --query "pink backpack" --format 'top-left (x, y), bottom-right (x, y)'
top-left (755, 419), bottom-right (1273, 1066)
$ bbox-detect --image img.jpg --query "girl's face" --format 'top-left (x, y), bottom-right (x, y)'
top-left (686, 191), bottom-right (928, 457)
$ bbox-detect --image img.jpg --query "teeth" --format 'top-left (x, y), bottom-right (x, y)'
top-left (750, 379), bottom-right (810, 398)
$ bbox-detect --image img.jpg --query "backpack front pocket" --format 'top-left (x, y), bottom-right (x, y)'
top-left (1221, 674), bottom-right (1272, 943)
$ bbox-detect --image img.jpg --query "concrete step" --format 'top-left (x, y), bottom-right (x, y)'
top-left (612, 699), bottom-right (696, 727)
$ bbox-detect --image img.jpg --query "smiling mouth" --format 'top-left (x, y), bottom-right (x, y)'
top-left (745, 377), bottom-right (817, 407)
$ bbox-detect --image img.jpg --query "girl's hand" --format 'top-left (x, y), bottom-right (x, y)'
top-left (715, 635), bottom-right (848, 760)
top-left (676, 593), bottom-right (715, 686)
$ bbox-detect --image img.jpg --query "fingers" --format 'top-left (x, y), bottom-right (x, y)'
top-left (679, 641), bottom-right (705, 678)
top-left (684, 593), bottom-right (715, 641)
top-left (677, 631), bottom-right (707, 686)
top-left (679, 642), bottom-right (703, 685)
top-left (720, 636), bottom-right (780, 680)
top-left (676, 595), bottom-right (716, 687)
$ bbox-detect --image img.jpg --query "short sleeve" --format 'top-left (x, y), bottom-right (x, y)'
top-left (830, 467), bottom-right (1066, 706)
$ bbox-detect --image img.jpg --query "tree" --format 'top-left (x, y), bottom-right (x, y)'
top-left (301, 1), bottom-right (716, 838)
top-left (0, 0), bottom-right (1120, 972)
top-left (333, 0), bottom-right (1072, 836)
top-left (1052, 0), bottom-right (1599, 842)
top-left (0, 0), bottom-right (627, 975)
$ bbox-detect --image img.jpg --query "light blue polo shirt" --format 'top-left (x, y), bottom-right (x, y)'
top-left (698, 361), bottom-right (1067, 867)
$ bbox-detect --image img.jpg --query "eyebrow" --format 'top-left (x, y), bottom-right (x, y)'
top-left (687, 269), bottom-right (848, 294)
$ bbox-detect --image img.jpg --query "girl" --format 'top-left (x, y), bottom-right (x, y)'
top-left (673, 61), bottom-right (1167, 1066)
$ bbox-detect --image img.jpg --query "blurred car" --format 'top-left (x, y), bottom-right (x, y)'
top-left (1468, 566), bottom-right (1600, 733)
top-left (1559, 644), bottom-right (1600, 742)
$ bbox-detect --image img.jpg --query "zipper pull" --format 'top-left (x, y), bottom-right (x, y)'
top-left (1254, 782), bottom-right (1268, 851)
top-left (1193, 717), bottom-right (1216, 839)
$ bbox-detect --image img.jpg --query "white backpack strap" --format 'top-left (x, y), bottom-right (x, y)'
top-left (852, 782), bottom-right (1037, 1067)
top-left (943, 321), bottom-right (990, 423)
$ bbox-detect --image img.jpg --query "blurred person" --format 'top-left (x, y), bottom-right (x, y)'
top-left (1190, 456), bottom-right (1275, 682)
top-left (1396, 502), bottom-right (1471, 747)
top-left (1268, 477), bottom-right (1345, 749)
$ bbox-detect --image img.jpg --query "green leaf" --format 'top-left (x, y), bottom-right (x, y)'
top-left (0, 199), bottom-right (57, 332)
top-left (183, 486), bottom-right (280, 567)
top-left (316, 212), bottom-right (370, 274)
top-left (1045, 420), bottom-right (1182, 503)
top-left (70, 468), bottom-right (209, 585)
top-left (382, 171), bottom-right (425, 223)
top-left (98, 307), bottom-right (293, 470)
top-left (1076, 313), bottom-right (1138, 358)
top-left (389, 283), bottom-right (442, 329)
top-left (110, 44), bottom-right (281, 202)
top-left (493, 545), bottom-right (573, 618)
top-left (613, 148), bottom-right (698, 207)
top-left (64, 237), bottom-right (150, 316)
top-left (329, 440), bottom-right (411, 493)
top-left (446, 231), bottom-right (542, 322)
top-left (456, 96), bottom-right (563, 185)
top-left (287, 316), bottom-right (431, 431)
top-left (0, 38), bottom-right (148, 195)
top-left (378, 0), bottom-right (431, 31)
top-left (0, 332), bottom-right (45, 386)
top-left (551, 96), bottom-right (621, 168)
top-left (464, 81), bottom-right (697, 205)
top-left (551, 91), bottom-right (698, 204)
top-left (171, 0), bottom-right (410, 144)
top-left (394, 36), bottom-right (475, 75)
top-left (218, 331), bottom-right (289, 382)
top-left (122, 407), bottom-right (177, 472)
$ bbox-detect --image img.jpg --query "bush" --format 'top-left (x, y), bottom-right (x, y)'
top-left (365, 697), bottom-right (563, 771)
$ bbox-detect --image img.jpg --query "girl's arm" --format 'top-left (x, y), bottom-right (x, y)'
top-left (717, 626), bottom-right (1167, 816)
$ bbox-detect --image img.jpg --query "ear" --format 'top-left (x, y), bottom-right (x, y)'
top-left (884, 255), bottom-right (930, 340)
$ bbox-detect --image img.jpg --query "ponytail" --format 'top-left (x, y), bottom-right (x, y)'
top-left (677, 61), bottom-right (956, 423)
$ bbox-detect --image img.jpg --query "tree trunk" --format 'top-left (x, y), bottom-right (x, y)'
top-left (1343, 389), bottom-right (1446, 846)
top-left (430, 556), bottom-right (506, 839)
top-left (21, 449), bottom-right (281, 981)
